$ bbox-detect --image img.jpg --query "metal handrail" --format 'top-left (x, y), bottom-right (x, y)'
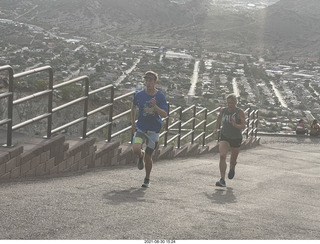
top-left (51, 75), bottom-right (89, 139)
top-left (0, 65), bottom-right (13, 146)
top-left (0, 64), bottom-right (259, 149)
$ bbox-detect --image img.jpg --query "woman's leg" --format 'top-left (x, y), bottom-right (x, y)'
top-left (219, 141), bottom-right (230, 179)
top-left (230, 147), bottom-right (240, 170)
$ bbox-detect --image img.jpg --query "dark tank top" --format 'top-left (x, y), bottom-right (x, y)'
top-left (221, 107), bottom-right (242, 139)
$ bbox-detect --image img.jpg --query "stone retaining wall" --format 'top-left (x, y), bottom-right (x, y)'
top-left (0, 135), bottom-right (260, 181)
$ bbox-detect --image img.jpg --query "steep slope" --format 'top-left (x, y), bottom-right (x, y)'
top-left (257, 0), bottom-right (320, 57)
top-left (1, 0), bottom-right (319, 57)
top-left (3, 0), bottom-right (203, 45)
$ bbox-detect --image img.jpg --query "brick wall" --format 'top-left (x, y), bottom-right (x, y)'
top-left (0, 135), bottom-right (260, 181)
top-left (0, 135), bottom-right (95, 181)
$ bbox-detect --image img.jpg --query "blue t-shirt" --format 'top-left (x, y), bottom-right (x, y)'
top-left (133, 89), bottom-right (168, 133)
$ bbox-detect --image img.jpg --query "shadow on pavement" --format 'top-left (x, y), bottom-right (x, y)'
top-left (102, 187), bottom-right (150, 204)
top-left (204, 187), bottom-right (237, 204)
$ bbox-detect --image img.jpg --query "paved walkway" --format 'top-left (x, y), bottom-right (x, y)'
top-left (0, 136), bottom-right (319, 240)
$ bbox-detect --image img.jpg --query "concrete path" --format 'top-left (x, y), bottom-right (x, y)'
top-left (0, 136), bottom-right (319, 240)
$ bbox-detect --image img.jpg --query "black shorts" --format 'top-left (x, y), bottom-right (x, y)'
top-left (220, 133), bottom-right (242, 148)
top-left (296, 130), bottom-right (306, 135)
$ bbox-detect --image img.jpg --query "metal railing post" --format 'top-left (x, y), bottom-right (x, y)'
top-left (82, 77), bottom-right (89, 139)
top-left (0, 65), bottom-right (14, 147)
top-left (191, 106), bottom-right (196, 144)
top-left (46, 67), bottom-right (54, 139)
top-left (246, 107), bottom-right (251, 139)
top-left (107, 86), bottom-right (115, 142)
top-left (202, 108), bottom-right (207, 146)
top-left (252, 110), bottom-right (255, 137)
top-left (177, 108), bottom-right (182, 149)
top-left (7, 67), bottom-right (13, 147)
top-left (255, 110), bottom-right (259, 137)
top-left (163, 102), bottom-right (170, 147)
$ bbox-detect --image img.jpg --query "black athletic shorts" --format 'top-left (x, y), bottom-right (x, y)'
top-left (220, 133), bottom-right (242, 148)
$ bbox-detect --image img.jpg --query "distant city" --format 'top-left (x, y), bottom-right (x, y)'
top-left (171, 0), bottom-right (280, 9)
top-left (1, 0), bottom-right (319, 135)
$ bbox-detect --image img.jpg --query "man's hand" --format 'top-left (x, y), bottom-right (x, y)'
top-left (131, 123), bottom-right (136, 134)
top-left (150, 97), bottom-right (156, 107)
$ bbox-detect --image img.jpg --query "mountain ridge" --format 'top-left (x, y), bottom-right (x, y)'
top-left (257, 0), bottom-right (320, 58)
top-left (1, 0), bottom-right (319, 58)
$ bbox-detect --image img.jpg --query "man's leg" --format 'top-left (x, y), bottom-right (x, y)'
top-left (141, 150), bottom-right (153, 187)
top-left (132, 143), bottom-right (144, 157)
top-left (144, 153), bottom-right (152, 180)
top-left (132, 131), bottom-right (146, 170)
top-left (144, 132), bottom-right (158, 179)
top-left (141, 132), bottom-right (158, 187)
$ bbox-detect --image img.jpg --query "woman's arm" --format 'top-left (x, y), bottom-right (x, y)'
top-left (232, 109), bottom-right (246, 130)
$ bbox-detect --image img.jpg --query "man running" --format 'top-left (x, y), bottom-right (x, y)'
top-left (131, 71), bottom-right (168, 187)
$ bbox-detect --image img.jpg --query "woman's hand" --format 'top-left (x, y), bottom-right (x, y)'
top-left (231, 116), bottom-right (237, 128)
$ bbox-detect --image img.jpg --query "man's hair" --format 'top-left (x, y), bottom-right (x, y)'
top-left (144, 71), bottom-right (158, 81)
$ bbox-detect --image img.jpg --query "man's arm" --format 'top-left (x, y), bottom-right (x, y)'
top-left (131, 102), bottom-right (136, 133)
top-left (153, 104), bottom-right (167, 118)
top-left (151, 97), bottom-right (167, 118)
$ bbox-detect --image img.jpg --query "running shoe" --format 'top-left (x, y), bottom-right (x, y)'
top-left (215, 178), bottom-right (226, 187)
top-left (137, 150), bottom-right (145, 170)
top-left (141, 178), bottom-right (150, 188)
top-left (228, 168), bottom-right (235, 179)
